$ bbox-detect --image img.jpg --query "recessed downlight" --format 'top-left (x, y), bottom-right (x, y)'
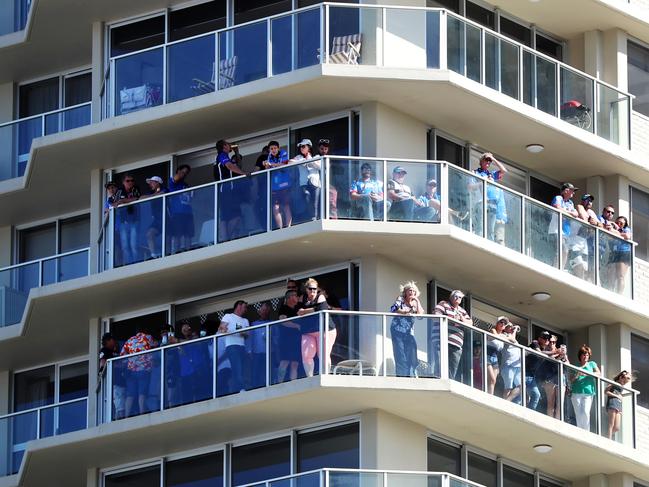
top-left (526, 144), bottom-right (545, 153)
top-left (533, 444), bottom-right (552, 453)
top-left (532, 292), bottom-right (551, 302)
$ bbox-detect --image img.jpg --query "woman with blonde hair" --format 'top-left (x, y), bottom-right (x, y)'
top-left (606, 370), bottom-right (633, 440)
top-left (297, 277), bottom-right (337, 376)
top-left (389, 281), bottom-right (424, 377)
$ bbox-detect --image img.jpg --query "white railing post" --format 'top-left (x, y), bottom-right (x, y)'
top-left (558, 213), bottom-right (563, 271)
top-left (268, 17), bottom-right (274, 78)
top-left (161, 193), bottom-right (167, 258)
top-left (382, 314), bottom-right (387, 377)
top-left (592, 81), bottom-right (599, 136)
top-left (106, 362), bottom-right (113, 423)
top-left (320, 312), bottom-right (326, 376)
top-left (266, 323), bottom-right (271, 387)
top-left (213, 336), bottom-right (218, 398)
top-left (382, 159), bottom-right (388, 222)
top-left (595, 228), bottom-right (601, 287)
top-left (381, 7), bottom-right (387, 67)
top-left (38, 259), bottom-right (43, 286)
top-left (324, 157), bottom-right (330, 220)
top-left (324, 4), bottom-right (330, 64)
top-left (440, 163), bottom-right (449, 225)
top-left (595, 376), bottom-right (602, 436)
top-left (439, 10), bottom-right (447, 71)
top-left (558, 362), bottom-right (565, 422)
top-left (320, 156), bottom-right (325, 221)
top-left (440, 318), bottom-right (449, 380)
top-left (556, 65), bottom-right (562, 121)
top-left (162, 45), bottom-right (168, 105)
top-left (266, 171), bottom-right (272, 232)
top-left (159, 350), bottom-right (165, 412)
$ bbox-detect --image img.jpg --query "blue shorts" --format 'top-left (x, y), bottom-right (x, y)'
top-left (488, 353), bottom-right (499, 366)
top-left (126, 370), bottom-right (151, 397)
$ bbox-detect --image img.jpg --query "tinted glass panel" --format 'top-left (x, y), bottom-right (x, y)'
top-left (536, 34), bottom-right (562, 61)
top-left (468, 452), bottom-right (497, 487)
top-left (435, 136), bottom-right (464, 167)
top-left (529, 176), bottom-right (558, 205)
top-left (503, 465), bottom-right (534, 487)
top-left (465, 1), bottom-right (494, 29)
top-left (500, 17), bottom-right (531, 46)
top-left (13, 366), bottom-right (55, 411)
top-left (19, 223), bottom-right (56, 262)
top-left (64, 73), bottom-right (92, 106)
top-left (426, 0), bottom-right (460, 11)
top-left (629, 41), bottom-right (649, 117)
top-left (19, 77), bottom-right (60, 118)
top-left (291, 117), bottom-right (350, 156)
top-left (631, 334), bottom-right (649, 408)
top-left (59, 215), bottom-right (90, 252)
top-left (111, 16), bottom-right (165, 57)
top-left (234, 0), bottom-right (291, 24)
top-left (105, 465), bottom-right (161, 487)
top-left (632, 185), bottom-right (649, 261)
top-left (297, 423), bottom-right (359, 472)
top-left (166, 451), bottom-right (224, 487)
top-left (427, 437), bottom-right (461, 476)
top-left (231, 437), bottom-right (291, 486)
top-left (59, 362), bottom-right (88, 402)
top-left (169, 1), bottom-right (226, 41)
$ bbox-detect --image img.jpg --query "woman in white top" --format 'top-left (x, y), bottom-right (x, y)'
top-left (292, 139), bottom-right (321, 220)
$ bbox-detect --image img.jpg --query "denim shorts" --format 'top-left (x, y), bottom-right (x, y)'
top-left (126, 370), bottom-right (151, 397)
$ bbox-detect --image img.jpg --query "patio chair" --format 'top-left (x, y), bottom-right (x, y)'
top-left (329, 34), bottom-right (362, 65)
top-left (191, 56), bottom-right (239, 94)
top-left (119, 84), bottom-right (160, 114)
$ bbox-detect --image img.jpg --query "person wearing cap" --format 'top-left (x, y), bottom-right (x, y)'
top-left (550, 183), bottom-right (579, 266)
top-left (433, 290), bottom-right (472, 380)
top-left (142, 176), bottom-right (168, 259)
top-left (104, 181), bottom-right (119, 215)
top-left (317, 139), bottom-right (338, 219)
top-left (292, 139), bottom-right (321, 220)
top-left (387, 166), bottom-right (422, 221)
top-left (473, 153), bottom-right (508, 244)
top-left (576, 193), bottom-right (600, 227)
top-left (167, 164), bottom-right (195, 254)
top-left (415, 179), bottom-right (441, 223)
top-left (350, 162), bottom-right (384, 220)
top-left (113, 173), bottom-right (142, 266)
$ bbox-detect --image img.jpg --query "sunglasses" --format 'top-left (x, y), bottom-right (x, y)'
top-left (307, 287), bottom-right (317, 291)
top-left (605, 209), bottom-right (615, 214)
top-left (550, 340), bottom-right (557, 344)
top-left (319, 139), bottom-right (330, 144)
top-left (124, 179), bottom-right (134, 183)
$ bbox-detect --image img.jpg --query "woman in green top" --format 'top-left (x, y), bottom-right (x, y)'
top-left (570, 345), bottom-right (601, 431)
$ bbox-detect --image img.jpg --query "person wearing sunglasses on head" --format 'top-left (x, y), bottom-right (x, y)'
top-left (318, 139), bottom-right (338, 219)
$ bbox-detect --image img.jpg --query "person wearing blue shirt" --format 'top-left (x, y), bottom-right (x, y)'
top-left (612, 216), bottom-right (633, 294)
top-left (214, 140), bottom-right (249, 241)
top-left (167, 165), bottom-right (193, 254)
top-left (415, 179), bottom-right (441, 223)
top-left (550, 182), bottom-right (580, 267)
top-left (265, 141), bottom-right (292, 229)
top-left (473, 152), bottom-right (508, 244)
top-left (143, 176), bottom-right (168, 259)
top-left (350, 162), bottom-right (384, 220)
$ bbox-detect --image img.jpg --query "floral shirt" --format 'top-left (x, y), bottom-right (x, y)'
top-left (390, 296), bottom-right (416, 334)
top-left (120, 332), bottom-right (156, 372)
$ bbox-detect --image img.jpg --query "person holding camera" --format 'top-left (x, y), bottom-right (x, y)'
top-left (473, 152), bottom-right (508, 244)
top-left (500, 321), bottom-right (522, 404)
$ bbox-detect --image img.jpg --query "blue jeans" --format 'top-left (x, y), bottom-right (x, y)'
top-left (526, 375), bottom-right (541, 410)
top-left (119, 221), bottom-right (139, 265)
top-left (391, 330), bottom-right (418, 377)
top-left (226, 345), bottom-right (246, 393)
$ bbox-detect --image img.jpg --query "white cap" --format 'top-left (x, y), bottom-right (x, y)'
top-left (146, 176), bottom-right (163, 185)
top-left (297, 138), bottom-right (312, 147)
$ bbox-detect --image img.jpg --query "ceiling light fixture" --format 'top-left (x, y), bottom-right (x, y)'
top-left (526, 144), bottom-right (545, 153)
top-left (532, 292), bottom-right (551, 302)
top-left (533, 444), bottom-right (552, 453)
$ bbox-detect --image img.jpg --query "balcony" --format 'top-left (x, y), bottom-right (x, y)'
top-left (0, 103), bottom-right (92, 184)
top-left (0, 397), bottom-right (88, 477)
top-left (98, 157), bottom-right (635, 299)
top-left (0, 0), bottom-right (30, 38)
top-left (102, 4), bottom-right (630, 149)
top-left (0, 248), bottom-right (89, 329)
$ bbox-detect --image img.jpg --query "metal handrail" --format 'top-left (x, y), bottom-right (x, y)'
top-left (0, 396), bottom-right (88, 421)
top-left (0, 247), bottom-right (90, 274)
top-left (0, 102), bottom-right (92, 129)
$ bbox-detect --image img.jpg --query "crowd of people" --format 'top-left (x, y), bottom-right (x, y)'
top-left (388, 282), bottom-right (633, 439)
top-left (99, 277), bottom-right (340, 419)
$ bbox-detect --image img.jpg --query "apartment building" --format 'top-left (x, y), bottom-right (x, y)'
top-left (1, 0), bottom-right (649, 486)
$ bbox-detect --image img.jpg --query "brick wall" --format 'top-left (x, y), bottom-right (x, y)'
top-left (634, 258), bottom-right (649, 305)
top-left (632, 111), bottom-right (649, 158)
top-left (637, 407), bottom-right (649, 454)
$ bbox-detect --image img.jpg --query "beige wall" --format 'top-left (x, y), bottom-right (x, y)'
top-left (0, 226), bottom-right (12, 267)
top-left (0, 81), bottom-right (15, 182)
top-left (361, 409), bottom-right (428, 471)
top-left (361, 102), bottom-right (428, 159)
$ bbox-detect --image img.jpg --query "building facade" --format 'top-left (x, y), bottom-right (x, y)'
top-left (1, 0), bottom-right (649, 486)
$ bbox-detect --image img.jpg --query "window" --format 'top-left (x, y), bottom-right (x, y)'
top-left (631, 186), bottom-right (649, 261)
top-left (433, 134), bottom-right (465, 168)
top-left (168, 1), bottom-right (226, 42)
top-left (297, 423), bottom-right (359, 472)
top-left (465, 1), bottom-right (494, 29)
top-left (166, 452), bottom-right (224, 487)
top-left (13, 361), bottom-right (88, 412)
top-left (535, 34), bottom-right (562, 61)
top-left (64, 72), bottom-right (92, 107)
top-left (105, 465), bottom-right (161, 487)
top-left (500, 17), bottom-right (531, 47)
top-left (427, 437), bottom-right (461, 476)
top-left (234, 0), bottom-right (292, 25)
top-left (426, 0), bottom-right (460, 12)
top-left (110, 16), bottom-right (165, 57)
top-left (631, 334), bottom-right (649, 408)
top-left (502, 465), bottom-right (534, 487)
top-left (290, 116), bottom-right (351, 157)
top-left (19, 223), bottom-right (56, 262)
top-left (467, 452), bottom-right (497, 487)
top-left (18, 215), bottom-right (90, 263)
top-left (628, 41), bottom-right (649, 117)
top-left (231, 437), bottom-right (291, 486)
top-left (19, 77), bottom-right (59, 118)
top-left (19, 72), bottom-right (92, 119)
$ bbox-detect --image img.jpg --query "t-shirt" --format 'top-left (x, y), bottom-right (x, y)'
top-left (278, 304), bottom-right (300, 318)
top-left (550, 195), bottom-right (575, 236)
top-left (249, 319), bottom-right (270, 354)
top-left (387, 179), bottom-right (413, 199)
top-left (255, 153), bottom-right (269, 171)
top-left (220, 313), bottom-right (249, 348)
top-left (432, 301), bottom-right (469, 350)
top-left (269, 150), bottom-right (291, 191)
top-left (115, 186), bottom-right (142, 222)
top-left (417, 192), bottom-right (439, 208)
top-left (99, 346), bottom-right (116, 363)
top-left (390, 296), bottom-right (417, 334)
top-left (120, 332), bottom-right (156, 372)
top-left (350, 179), bottom-right (383, 196)
top-left (167, 178), bottom-right (192, 214)
top-left (502, 342), bottom-right (521, 368)
top-left (475, 168), bottom-right (505, 212)
top-left (214, 151), bottom-right (238, 181)
top-left (571, 360), bottom-right (598, 395)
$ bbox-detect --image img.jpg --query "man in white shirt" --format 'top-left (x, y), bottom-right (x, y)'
top-left (218, 300), bottom-right (249, 393)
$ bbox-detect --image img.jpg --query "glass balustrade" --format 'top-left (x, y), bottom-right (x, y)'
top-left (0, 249), bottom-right (89, 328)
top-left (0, 0), bottom-right (31, 36)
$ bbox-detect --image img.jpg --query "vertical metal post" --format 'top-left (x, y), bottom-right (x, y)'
top-left (381, 7), bottom-right (387, 67)
top-left (558, 362), bottom-right (565, 422)
top-left (382, 159), bottom-right (388, 222)
top-left (325, 469), bottom-right (330, 487)
top-left (595, 228), bottom-right (600, 287)
top-left (324, 4), bottom-right (330, 63)
top-left (439, 10), bottom-right (447, 71)
top-left (324, 157), bottom-right (330, 220)
top-left (520, 196), bottom-right (526, 256)
top-left (266, 323), bottom-right (271, 387)
top-left (592, 81), bottom-right (599, 136)
top-left (38, 259), bottom-right (43, 286)
top-left (106, 362), bottom-right (113, 423)
top-left (36, 408), bottom-right (41, 440)
top-left (482, 179), bottom-right (487, 239)
top-left (215, 32), bottom-right (220, 92)
top-left (558, 213), bottom-right (563, 271)
top-left (266, 171), bottom-right (272, 232)
top-left (440, 318), bottom-right (449, 380)
top-left (632, 388), bottom-right (638, 448)
top-left (162, 46), bottom-right (168, 105)
top-left (382, 314), bottom-right (387, 377)
top-left (159, 350), bottom-right (165, 412)
top-left (213, 336), bottom-right (218, 398)
top-left (161, 193), bottom-right (167, 257)
top-left (595, 376), bottom-right (602, 436)
top-left (440, 163), bottom-right (449, 225)
top-left (481, 331), bottom-right (487, 392)
top-left (556, 64), bottom-right (562, 122)
top-left (320, 312), bottom-right (326, 376)
top-left (480, 27), bottom-right (486, 84)
top-left (319, 5), bottom-right (324, 66)
top-left (520, 348), bottom-right (527, 408)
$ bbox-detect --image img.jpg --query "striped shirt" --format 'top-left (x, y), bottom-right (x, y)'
top-left (432, 301), bottom-right (470, 350)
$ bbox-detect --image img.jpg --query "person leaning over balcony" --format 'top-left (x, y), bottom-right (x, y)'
top-left (318, 139), bottom-right (338, 219)
top-left (350, 162), bottom-right (384, 221)
top-left (569, 344), bottom-right (601, 431)
top-left (501, 322), bottom-right (522, 404)
top-left (218, 300), bottom-right (250, 394)
top-left (277, 289), bottom-right (303, 383)
top-left (141, 176), bottom-right (168, 259)
top-left (215, 140), bottom-right (249, 241)
top-left (104, 181), bottom-right (119, 215)
top-left (433, 290), bottom-right (472, 380)
top-left (297, 278), bottom-right (338, 377)
top-left (113, 173), bottom-right (142, 265)
top-left (254, 145), bottom-right (270, 172)
top-left (611, 216), bottom-right (633, 294)
top-left (550, 183), bottom-right (579, 266)
top-left (598, 205), bottom-right (619, 232)
top-left (606, 370), bottom-right (633, 440)
top-left (389, 282), bottom-right (424, 377)
top-left (486, 317), bottom-right (508, 395)
top-left (576, 194), bottom-right (601, 227)
top-left (120, 325), bottom-right (157, 417)
top-left (415, 179), bottom-right (441, 223)
top-left (166, 165), bottom-right (194, 254)
top-left (473, 152), bottom-right (508, 243)
top-left (264, 141), bottom-right (293, 229)
top-left (387, 166), bottom-right (423, 221)
top-left (292, 139), bottom-right (321, 220)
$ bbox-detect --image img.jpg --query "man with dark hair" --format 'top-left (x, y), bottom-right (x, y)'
top-left (277, 290), bottom-right (303, 382)
top-left (120, 325), bottom-right (157, 417)
top-left (218, 300), bottom-right (250, 394)
top-left (264, 141), bottom-right (292, 229)
top-left (167, 164), bottom-right (194, 254)
top-left (113, 173), bottom-right (142, 265)
top-left (215, 140), bottom-right (249, 241)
